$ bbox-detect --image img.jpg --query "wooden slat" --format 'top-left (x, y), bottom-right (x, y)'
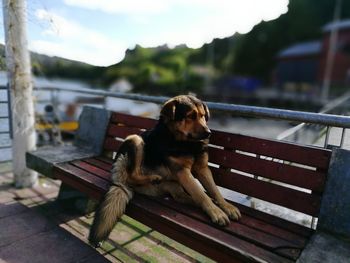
top-left (106, 125), bottom-right (143, 138)
top-left (157, 197), bottom-right (307, 245)
top-left (103, 137), bottom-right (123, 152)
top-left (75, 156), bottom-right (314, 237)
top-left (110, 112), bottom-right (156, 129)
top-left (228, 202), bottom-right (313, 238)
top-left (128, 196), bottom-right (294, 263)
top-left (208, 147), bottom-right (326, 192)
top-left (83, 158), bottom-right (113, 172)
top-left (157, 199), bottom-right (306, 259)
top-left (53, 163), bottom-right (109, 200)
top-left (95, 156), bottom-right (114, 164)
top-left (154, 198), bottom-right (303, 260)
top-left (210, 130), bottom-right (332, 169)
top-left (71, 160), bottom-right (111, 181)
top-left (211, 167), bottom-right (321, 216)
top-left (53, 159), bottom-right (306, 262)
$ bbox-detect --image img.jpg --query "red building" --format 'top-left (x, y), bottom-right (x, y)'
top-left (276, 19), bottom-right (350, 89)
top-left (318, 20), bottom-right (350, 85)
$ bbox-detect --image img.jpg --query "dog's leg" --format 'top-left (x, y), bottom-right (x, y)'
top-left (192, 154), bottom-right (241, 220)
top-left (135, 182), bottom-right (194, 205)
top-left (176, 167), bottom-right (230, 226)
top-left (161, 182), bottom-right (194, 205)
top-left (122, 135), bottom-right (161, 185)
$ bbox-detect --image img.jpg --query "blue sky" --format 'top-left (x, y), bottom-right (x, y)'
top-left (0, 0), bottom-right (289, 66)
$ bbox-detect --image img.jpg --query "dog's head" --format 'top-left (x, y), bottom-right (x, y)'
top-left (160, 95), bottom-right (211, 141)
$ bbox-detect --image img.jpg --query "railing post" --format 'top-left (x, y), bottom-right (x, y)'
top-left (340, 128), bottom-right (346, 148)
top-left (324, 126), bottom-right (331, 148)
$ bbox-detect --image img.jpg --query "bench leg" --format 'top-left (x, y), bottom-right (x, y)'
top-left (57, 183), bottom-right (98, 214)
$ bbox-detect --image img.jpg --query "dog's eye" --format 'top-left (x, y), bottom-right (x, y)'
top-left (187, 112), bottom-right (197, 120)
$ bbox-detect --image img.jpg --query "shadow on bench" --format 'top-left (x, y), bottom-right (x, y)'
top-left (27, 106), bottom-right (350, 263)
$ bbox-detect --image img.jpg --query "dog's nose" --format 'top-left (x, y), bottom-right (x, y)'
top-left (203, 130), bottom-right (211, 139)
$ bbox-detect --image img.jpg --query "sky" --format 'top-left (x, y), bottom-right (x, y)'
top-left (0, 0), bottom-right (289, 67)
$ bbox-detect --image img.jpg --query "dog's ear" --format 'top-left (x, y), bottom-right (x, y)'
top-left (203, 102), bottom-right (210, 121)
top-left (160, 99), bottom-right (177, 121)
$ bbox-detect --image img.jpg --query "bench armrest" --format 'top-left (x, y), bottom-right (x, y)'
top-left (26, 145), bottom-right (96, 178)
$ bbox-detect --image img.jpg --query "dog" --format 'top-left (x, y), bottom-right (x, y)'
top-left (89, 95), bottom-right (241, 246)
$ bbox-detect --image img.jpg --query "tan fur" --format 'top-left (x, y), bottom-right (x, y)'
top-left (124, 135), bottom-right (162, 185)
top-left (192, 153), bottom-right (241, 220)
top-left (161, 96), bottom-right (211, 141)
top-left (89, 155), bottom-right (133, 246)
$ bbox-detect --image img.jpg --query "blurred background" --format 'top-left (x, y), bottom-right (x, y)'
top-left (1, 0), bottom-right (350, 161)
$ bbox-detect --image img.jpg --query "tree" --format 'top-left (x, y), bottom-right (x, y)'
top-left (3, 0), bottom-right (37, 187)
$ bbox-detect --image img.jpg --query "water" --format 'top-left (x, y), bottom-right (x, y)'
top-left (0, 71), bottom-right (97, 162)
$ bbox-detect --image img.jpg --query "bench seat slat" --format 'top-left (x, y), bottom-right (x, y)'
top-left (155, 197), bottom-right (307, 247)
top-left (129, 196), bottom-right (295, 263)
top-left (74, 157), bottom-right (307, 257)
top-left (53, 159), bottom-right (313, 262)
top-left (54, 161), bottom-right (295, 263)
top-left (83, 158), bottom-right (112, 171)
top-left (54, 163), bottom-right (109, 200)
top-left (153, 198), bottom-right (304, 260)
top-left (71, 160), bottom-right (111, 181)
top-left (79, 157), bottom-right (313, 237)
top-left (232, 202), bottom-right (313, 238)
top-left (96, 156), bottom-right (114, 164)
top-left (210, 130), bottom-right (331, 170)
top-left (211, 167), bottom-right (321, 216)
top-left (208, 147), bottom-right (326, 192)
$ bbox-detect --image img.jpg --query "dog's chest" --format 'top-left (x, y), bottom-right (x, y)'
top-left (141, 127), bottom-right (207, 169)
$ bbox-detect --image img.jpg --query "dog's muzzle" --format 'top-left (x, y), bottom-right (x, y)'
top-left (188, 130), bottom-right (211, 140)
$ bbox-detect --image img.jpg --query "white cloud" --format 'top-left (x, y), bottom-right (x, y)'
top-left (63, 0), bottom-right (288, 49)
top-left (63, 0), bottom-right (171, 15)
top-left (128, 0), bottom-right (288, 48)
top-left (63, 0), bottom-right (288, 20)
top-left (31, 9), bottom-right (127, 66)
top-left (31, 0), bottom-right (288, 65)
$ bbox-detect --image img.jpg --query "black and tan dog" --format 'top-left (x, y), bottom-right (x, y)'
top-left (89, 95), bottom-right (241, 246)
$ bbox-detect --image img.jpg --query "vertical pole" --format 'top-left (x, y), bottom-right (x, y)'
top-left (321, 0), bottom-right (342, 102)
top-left (340, 128), bottom-right (346, 148)
top-left (3, 0), bottom-right (37, 187)
top-left (324, 126), bottom-right (331, 148)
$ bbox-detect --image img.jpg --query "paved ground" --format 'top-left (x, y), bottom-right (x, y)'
top-left (0, 167), bottom-right (213, 263)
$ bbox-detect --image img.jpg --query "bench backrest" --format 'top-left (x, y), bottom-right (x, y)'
top-left (103, 112), bottom-right (332, 218)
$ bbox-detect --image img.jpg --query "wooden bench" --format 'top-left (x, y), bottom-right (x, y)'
top-left (26, 106), bottom-right (350, 263)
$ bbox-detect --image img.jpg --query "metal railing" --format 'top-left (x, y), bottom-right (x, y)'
top-left (36, 86), bottom-right (350, 130)
top-left (0, 85), bottom-right (12, 164)
top-left (277, 91), bottom-right (350, 149)
top-left (33, 86), bottom-right (350, 153)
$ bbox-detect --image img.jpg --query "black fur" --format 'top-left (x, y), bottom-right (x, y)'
top-left (114, 139), bottom-right (137, 174)
top-left (141, 121), bottom-right (207, 169)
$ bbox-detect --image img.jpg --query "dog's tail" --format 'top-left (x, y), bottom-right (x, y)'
top-left (88, 154), bottom-right (133, 246)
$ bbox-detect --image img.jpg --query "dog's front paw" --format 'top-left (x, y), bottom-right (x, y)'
top-left (205, 204), bottom-right (230, 226)
top-left (149, 175), bottom-right (162, 184)
top-left (218, 201), bottom-right (241, 220)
